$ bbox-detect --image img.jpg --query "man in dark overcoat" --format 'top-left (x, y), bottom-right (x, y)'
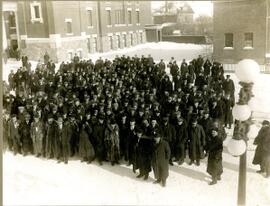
top-left (253, 120), bottom-right (270, 173)
top-left (223, 93), bottom-right (234, 129)
top-left (206, 128), bottom-right (224, 185)
top-left (223, 75), bottom-right (235, 98)
top-left (9, 115), bottom-right (21, 155)
top-left (188, 118), bottom-right (206, 166)
top-left (152, 134), bottom-right (171, 187)
top-left (135, 128), bottom-right (153, 180)
top-left (261, 121), bottom-right (270, 178)
top-left (92, 114), bottom-right (106, 165)
top-left (175, 117), bottom-right (188, 165)
top-left (160, 116), bottom-right (176, 165)
top-left (19, 113), bottom-right (33, 156)
top-left (45, 114), bottom-right (56, 158)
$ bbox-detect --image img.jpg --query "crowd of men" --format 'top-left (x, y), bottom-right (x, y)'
top-left (3, 53), bottom-right (237, 186)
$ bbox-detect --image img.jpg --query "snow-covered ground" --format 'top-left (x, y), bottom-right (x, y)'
top-left (2, 42), bottom-right (270, 206)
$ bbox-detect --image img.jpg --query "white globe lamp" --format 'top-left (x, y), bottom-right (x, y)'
top-left (232, 104), bottom-right (251, 121)
top-left (235, 59), bottom-right (260, 83)
top-left (227, 138), bottom-right (247, 157)
top-left (248, 97), bottom-right (258, 111)
top-left (247, 124), bottom-right (259, 139)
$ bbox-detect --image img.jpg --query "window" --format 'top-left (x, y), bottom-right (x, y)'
top-left (224, 33), bottom-right (233, 48)
top-left (123, 34), bottom-right (127, 47)
top-left (77, 50), bottom-right (83, 59)
top-left (87, 9), bottom-right (93, 27)
top-left (107, 9), bottom-right (112, 26)
top-left (136, 11), bottom-right (140, 24)
top-left (8, 12), bottom-right (16, 28)
top-left (30, 2), bottom-right (43, 23)
top-left (128, 10), bottom-right (132, 24)
top-left (93, 37), bottom-right (97, 53)
top-left (87, 38), bottom-right (91, 53)
top-left (65, 19), bottom-right (73, 34)
top-left (244, 32), bottom-right (253, 48)
top-left (34, 6), bottom-right (40, 18)
top-left (116, 35), bottom-right (121, 48)
top-left (109, 36), bottom-right (114, 50)
top-left (115, 10), bottom-right (124, 24)
top-left (68, 52), bottom-right (73, 61)
top-left (130, 33), bottom-right (133, 46)
top-left (140, 32), bottom-right (143, 43)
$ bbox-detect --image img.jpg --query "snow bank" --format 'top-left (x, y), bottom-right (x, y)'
top-left (88, 42), bottom-right (210, 62)
top-left (3, 149), bottom-right (270, 206)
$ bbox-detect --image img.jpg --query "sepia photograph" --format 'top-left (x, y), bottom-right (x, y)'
top-left (1, 0), bottom-right (270, 205)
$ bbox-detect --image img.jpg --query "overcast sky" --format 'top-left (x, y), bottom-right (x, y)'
top-left (151, 1), bottom-right (213, 18)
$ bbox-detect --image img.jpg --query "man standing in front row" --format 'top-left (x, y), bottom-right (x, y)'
top-left (253, 120), bottom-right (270, 178)
top-left (152, 133), bottom-right (171, 187)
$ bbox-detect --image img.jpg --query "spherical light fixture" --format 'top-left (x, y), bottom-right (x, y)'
top-left (248, 97), bottom-right (258, 111)
top-left (232, 104), bottom-right (251, 121)
top-left (227, 138), bottom-right (247, 157)
top-left (247, 124), bottom-right (259, 139)
top-left (235, 59), bottom-right (260, 83)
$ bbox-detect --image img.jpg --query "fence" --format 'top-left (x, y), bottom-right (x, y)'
top-left (223, 64), bottom-right (270, 73)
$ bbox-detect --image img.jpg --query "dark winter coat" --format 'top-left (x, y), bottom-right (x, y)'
top-left (19, 120), bottom-right (33, 154)
top-left (188, 124), bottom-right (206, 160)
top-left (135, 137), bottom-right (153, 174)
top-left (223, 97), bottom-right (234, 125)
top-left (209, 104), bottom-right (224, 121)
top-left (152, 139), bottom-right (171, 180)
top-left (206, 134), bottom-right (223, 177)
top-left (223, 79), bottom-right (235, 96)
top-left (92, 123), bottom-right (106, 160)
top-left (79, 128), bottom-right (95, 160)
top-left (9, 120), bottom-right (21, 153)
top-left (253, 126), bottom-right (270, 165)
top-left (45, 122), bottom-right (56, 158)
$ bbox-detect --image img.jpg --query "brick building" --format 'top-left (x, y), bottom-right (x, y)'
top-left (2, 1), bottom-right (152, 62)
top-left (213, 0), bottom-right (270, 70)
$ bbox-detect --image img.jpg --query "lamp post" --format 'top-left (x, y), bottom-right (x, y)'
top-left (227, 59), bottom-right (260, 206)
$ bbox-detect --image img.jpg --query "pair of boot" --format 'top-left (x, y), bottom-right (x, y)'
top-left (153, 178), bottom-right (166, 187)
top-left (209, 175), bottom-right (221, 185)
top-left (136, 173), bottom-right (149, 180)
top-left (188, 160), bottom-right (200, 166)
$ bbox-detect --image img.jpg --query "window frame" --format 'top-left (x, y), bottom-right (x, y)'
top-left (65, 18), bottom-right (73, 35)
top-left (136, 9), bottom-right (140, 25)
top-left (243, 32), bottom-right (254, 49)
top-left (224, 33), bottom-right (234, 49)
top-left (127, 8), bottom-right (132, 25)
top-left (30, 1), bottom-right (43, 23)
top-left (106, 8), bottom-right (112, 27)
top-left (86, 8), bottom-right (93, 28)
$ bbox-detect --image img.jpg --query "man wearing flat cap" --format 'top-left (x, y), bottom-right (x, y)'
top-left (206, 127), bottom-right (224, 185)
top-left (152, 133), bottom-right (171, 187)
top-left (253, 120), bottom-right (270, 178)
top-left (19, 112), bottom-right (33, 156)
top-left (187, 117), bottom-right (206, 166)
top-left (92, 114), bottom-right (106, 165)
top-left (31, 113), bottom-right (45, 157)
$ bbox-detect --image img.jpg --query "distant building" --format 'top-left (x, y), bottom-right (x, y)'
top-left (176, 2), bottom-right (194, 25)
top-left (213, 0), bottom-right (270, 69)
top-left (153, 2), bottom-right (194, 35)
top-left (2, 1), bottom-right (152, 62)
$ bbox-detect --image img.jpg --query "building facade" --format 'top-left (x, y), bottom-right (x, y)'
top-left (3, 1), bottom-right (152, 62)
top-left (213, 0), bottom-right (270, 69)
